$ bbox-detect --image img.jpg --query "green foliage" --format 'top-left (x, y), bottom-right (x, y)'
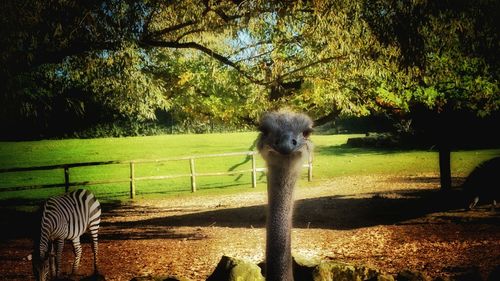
top-left (150, 49), bottom-right (266, 129)
top-left (64, 42), bottom-right (171, 121)
top-left (0, 0), bottom-right (498, 139)
top-left (364, 0), bottom-right (500, 117)
top-left (70, 119), bottom-right (171, 138)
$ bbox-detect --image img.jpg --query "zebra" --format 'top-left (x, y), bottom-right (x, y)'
top-left (31, 189), bottom-right (101, 281)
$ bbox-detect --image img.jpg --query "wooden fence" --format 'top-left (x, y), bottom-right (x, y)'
top-left (0, 151), bottom-right (313, 198)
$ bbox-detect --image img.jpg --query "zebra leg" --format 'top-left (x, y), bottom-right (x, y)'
top-left (469, 196), bottom-right (479, 210)
top-left (89, 222), bottom-right (100, 274)
top-left (54, 239), bottom-right (64, 278)
top-left (49, 243), bottom-right (56, 279)
top-left (71, 237), bottom-right (82, 276)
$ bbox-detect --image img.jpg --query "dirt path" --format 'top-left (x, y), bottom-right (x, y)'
top-left (1, 174), bottom-right (499, 281)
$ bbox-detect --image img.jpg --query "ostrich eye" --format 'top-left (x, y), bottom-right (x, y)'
top-left (259, 126), bottom-right (269, 136)
top-left (302, 128), bottom-right (312, 138)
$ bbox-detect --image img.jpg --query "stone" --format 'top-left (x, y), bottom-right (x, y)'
top-left (293, 255), bottom-right (320, 280)
top-left (396, 270), bottom-right (431, 281)
top-left (129, 256), bottom-right (400, 281)
top-left (206, 256), bottom-right (264, 281)
top-left (312, 260), bottom-right (390, 281)
top-left (378, 274), bottom-right (396, 281)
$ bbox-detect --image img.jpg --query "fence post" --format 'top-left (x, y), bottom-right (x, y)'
top-left (64, 166), bottom-right (70, 192)
top-left (308, 153), bottom-right (313, 182)
top-left (190, 158), bottom-right (196, 192)
top-left (251, 152), bottom-right (257, 188)
top-left (130, 161), bottom-right (135, 199)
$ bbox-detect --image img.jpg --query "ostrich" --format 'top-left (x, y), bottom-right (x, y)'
top-left (257, 111), bottom-right (313, 281)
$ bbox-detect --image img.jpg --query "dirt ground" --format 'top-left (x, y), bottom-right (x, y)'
top-left (1, 174), bottom-right (499, 281)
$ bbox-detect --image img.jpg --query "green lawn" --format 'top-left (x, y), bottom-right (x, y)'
top-left (0, 133), bottom-right (498, 203)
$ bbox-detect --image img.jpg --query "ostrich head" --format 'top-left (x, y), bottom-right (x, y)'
top-left (257, 111), bottom-right (313, 165)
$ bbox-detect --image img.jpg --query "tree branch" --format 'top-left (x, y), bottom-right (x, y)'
top-left (230, 39), bottom-right (273, 57)
top-left (280, 55), bottom-right (347, 80)
top-left (148, 20), bottom-right (197, 38)
top-left (313, 108), bottom-right (342, 126)
top-left (141, 39), bottom-right (267, 86)
top-left (174, 28), bottom-right (206, 42)
top-left (233, 49), bottom-right (273, 64)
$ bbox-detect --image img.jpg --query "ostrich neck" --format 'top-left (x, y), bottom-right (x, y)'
top-left (266, 161), bottom-right (301, 281)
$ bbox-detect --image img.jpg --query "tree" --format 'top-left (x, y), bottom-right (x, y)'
top-left (1, 0), bottom-right (498, 148)
top-left (1, 0), bottom-right (384, 135)
top-left (362, 0), bottom-right (500, 189)
top-left (0, 0), bottom-right (152, 137)
top-left (139, 1), bottom-right (384, 124)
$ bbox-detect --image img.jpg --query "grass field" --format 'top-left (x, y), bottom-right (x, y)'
top-left (0, 132), bottom-right (498, 203)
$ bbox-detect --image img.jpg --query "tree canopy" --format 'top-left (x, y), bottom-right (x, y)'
top-left (1, 0), bottom-right (499, 139)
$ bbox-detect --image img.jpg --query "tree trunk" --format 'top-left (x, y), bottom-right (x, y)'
top-left (439, 145), bottom-right (451, 190)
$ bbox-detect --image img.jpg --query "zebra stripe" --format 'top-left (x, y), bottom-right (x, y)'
top-left (33, 189), bottom-right (101, 281)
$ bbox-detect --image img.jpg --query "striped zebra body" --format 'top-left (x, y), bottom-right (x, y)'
top-left (33, 189), bottom-right (101, 281)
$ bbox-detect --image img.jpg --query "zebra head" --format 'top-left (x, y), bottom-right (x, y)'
top-left (31, 253), bottom-right (49, 281)
top-left (31, 242), bottom-right (54, 281)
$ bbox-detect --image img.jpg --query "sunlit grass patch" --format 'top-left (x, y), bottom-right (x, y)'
top-left (0, 133), bottom-right (498, 203)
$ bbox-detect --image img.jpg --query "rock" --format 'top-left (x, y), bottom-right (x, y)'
top-left (128, 256), bottom-right (400, 281)
top-left (396, 270), bottom-right (430, 281)
top-left (293, 255), bottom-right (320, 280)
top-left (312, 260), bottom-right (393, 281)
top-left (127, 255), bottom-right (408, 281)
top-left (379, 274), bottom-right (397, 281)
top-left (206, 256), bottom-right (264, 281)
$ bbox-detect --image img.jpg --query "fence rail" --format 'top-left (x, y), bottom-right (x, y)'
top-left (0, 151), bottom-right (313, 198)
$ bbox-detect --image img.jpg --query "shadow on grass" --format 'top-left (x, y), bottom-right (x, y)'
top-left (316, 143), bottom-right (500, 157)
top-left (2, 180), bottom-right (499, 242)
top-left (315, 144), bottom-right (417, 156)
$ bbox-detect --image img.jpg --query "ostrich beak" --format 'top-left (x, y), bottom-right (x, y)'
top-left (275, 132), bottom-right (300, 155)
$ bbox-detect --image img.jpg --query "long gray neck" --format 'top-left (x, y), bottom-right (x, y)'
top-left (265, 160), bottom-right (301, 281)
